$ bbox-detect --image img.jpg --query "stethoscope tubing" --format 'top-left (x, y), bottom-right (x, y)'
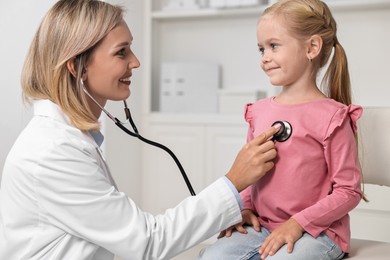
top-left (114, 118), bottom-right (196, 196)
top-left (81, 79), bottom-right (196, 196)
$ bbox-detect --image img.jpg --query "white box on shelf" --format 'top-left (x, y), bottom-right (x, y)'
top-left (209, 0), bottom-right (226, 8)
top-left (226, 0), bottom-right (240, 7)
top-left (240, 0), bottom-right (264, 7)
top-left (161, 0), bottom-right (200, 11)
top-left (268, 0), bottom-right (279, 5)
top-left (218, 88), bottom-right (266, 114)
top-left (160, 62), bottom-right (220, 113)
top-left (197, 0), bottom-right (210, 9)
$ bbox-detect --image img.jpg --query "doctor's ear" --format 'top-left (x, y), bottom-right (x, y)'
top-left (66, 58), bottom-right (87, 80)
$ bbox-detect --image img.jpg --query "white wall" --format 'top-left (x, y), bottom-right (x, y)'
top-left (0, 1), bottom-right (145, 203)
top-left (332, 7), bottom-right (390, 106)
top-left (0, 0), bottom-right (58, 179)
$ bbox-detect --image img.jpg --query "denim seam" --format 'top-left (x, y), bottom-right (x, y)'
top-left (240, 246), bottom-right (260, 260)
top-left (320, 243), bottom-right (344, 260)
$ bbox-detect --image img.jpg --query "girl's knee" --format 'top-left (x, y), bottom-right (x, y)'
top-left (197, 227), bottom-right (266, 260)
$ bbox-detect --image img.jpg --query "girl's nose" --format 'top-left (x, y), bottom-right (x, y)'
top-left (262, 53), bottom-right (271, 64)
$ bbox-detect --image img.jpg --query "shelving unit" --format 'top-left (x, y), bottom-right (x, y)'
top-left (144, 0), bottom-right (390, 117)
top-left (325, 0), bottom-right (390, 11)
top-left (140, 0), bottom-right (390, 216)
top-left (151, 6), bottom-right (266, 20)
top-left (144, 2), bottom-right (270, 116)
top-left (151, 0), bottom-right (390, 20)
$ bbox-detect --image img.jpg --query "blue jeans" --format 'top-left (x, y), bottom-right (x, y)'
top-left (197, 226), bottom-right (344, 260)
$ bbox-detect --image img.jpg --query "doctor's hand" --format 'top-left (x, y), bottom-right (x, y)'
top-left (218, 209), bottom-right (261, 239)
top-left (225, 126), bottom-right (278, 193)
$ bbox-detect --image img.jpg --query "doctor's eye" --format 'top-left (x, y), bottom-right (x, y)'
top-left (117, 48), bottom-right (126, 57)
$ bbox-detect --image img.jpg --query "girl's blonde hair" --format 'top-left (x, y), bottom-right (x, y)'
top-left (263, 0), bottom-right (351, 105)
top-left (21, 0), bottom-right (124, 131)
top-left (264, 0), bottom-right (367, 201)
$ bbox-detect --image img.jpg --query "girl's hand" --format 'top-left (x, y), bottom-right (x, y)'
top-left (259, 218), bottom-right (304, 259)
top-left (218, 209), bottom-right (261, 238)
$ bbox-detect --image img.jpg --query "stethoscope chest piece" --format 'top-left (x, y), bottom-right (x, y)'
top-left (272, 121), bottom-right (293, 142)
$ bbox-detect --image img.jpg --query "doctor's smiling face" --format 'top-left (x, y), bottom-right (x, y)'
top-left (83, 20), bottom-right (140, 109)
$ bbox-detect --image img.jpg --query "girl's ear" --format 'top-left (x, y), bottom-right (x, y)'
top-left (307, 35), bottom-right (323, 60)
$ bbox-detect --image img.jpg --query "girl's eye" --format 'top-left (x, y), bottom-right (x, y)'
top-left (270, 43), bottom-right (278, 50)
top-left (258, 47), bottom-right (265, 56)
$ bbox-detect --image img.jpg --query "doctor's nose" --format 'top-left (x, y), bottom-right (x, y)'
top-left (129, 52), bottom-right (141, 69)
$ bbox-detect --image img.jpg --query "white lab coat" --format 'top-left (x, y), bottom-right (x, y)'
top-left (0, 100), bottom-right (242, 260)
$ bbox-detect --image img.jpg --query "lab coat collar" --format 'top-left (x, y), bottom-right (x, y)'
top-left (32, 99), bottom-right (104, 147)
top-left (33, 99), bottom-right (72, 125)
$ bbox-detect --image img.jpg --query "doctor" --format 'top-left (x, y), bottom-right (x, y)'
top-left (0, 0), bottom-right (278, 259)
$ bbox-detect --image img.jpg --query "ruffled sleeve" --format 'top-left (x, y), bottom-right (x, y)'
top-left (324, 105), bottom-right (363, 140)
top-left (244, 103), bottom-right (255, 142)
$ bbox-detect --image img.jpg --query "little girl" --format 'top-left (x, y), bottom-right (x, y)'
top-left (198, 0), bottom-right (363, 259)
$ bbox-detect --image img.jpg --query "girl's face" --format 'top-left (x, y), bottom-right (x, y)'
top-left (257, 15), bottom-right (311, 88)
top-left (84, 20), bottom-right (140, 107)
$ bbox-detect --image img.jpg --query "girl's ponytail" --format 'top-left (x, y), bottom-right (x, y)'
top-left (323, 37), bottom-right (352, 105)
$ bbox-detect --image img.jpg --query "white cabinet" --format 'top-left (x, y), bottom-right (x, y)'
top-left (140, 115), bottom-right (247, 214)
top-left (140, 122), bottom-right (204, 214)
top-left (204, 125), bottom-right (249, 185)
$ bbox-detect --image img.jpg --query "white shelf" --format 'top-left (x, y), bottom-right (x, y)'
top-left (152, 0), bottom-right (390, 20)
top-left (327, 0), bottom-right (390, 11)
top-left (151, 6), bottom-right (266, 20)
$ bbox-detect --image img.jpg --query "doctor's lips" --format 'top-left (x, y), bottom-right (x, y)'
top-left (119, 75), bottom-right (132, 85)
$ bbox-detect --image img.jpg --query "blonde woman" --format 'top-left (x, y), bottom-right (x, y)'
top-left (0, 0), bottom-right (279, 259)
top-left (198, 0), bottom-right (363, 259)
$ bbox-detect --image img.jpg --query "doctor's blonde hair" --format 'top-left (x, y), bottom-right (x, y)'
top-left (21, 0), bottom-right (124, 131)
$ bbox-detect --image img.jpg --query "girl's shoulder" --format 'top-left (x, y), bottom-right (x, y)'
top-left (244, 97), bottom-right (273, 122)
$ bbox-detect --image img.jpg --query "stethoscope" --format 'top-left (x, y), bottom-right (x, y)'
top-left (271, 121), bottom-right (293, 142)
top-left (81, 79), bottom-right (292, 196)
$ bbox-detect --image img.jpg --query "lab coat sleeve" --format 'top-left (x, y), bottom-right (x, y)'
top-left (35, 136), bottom-right (242, 260)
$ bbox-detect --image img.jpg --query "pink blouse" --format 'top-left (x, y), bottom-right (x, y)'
top-left (240, 97), bottom-right (363, 253)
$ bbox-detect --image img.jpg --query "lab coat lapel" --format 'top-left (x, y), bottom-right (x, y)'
top-left (95, 146), bottom-right (119, 191)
